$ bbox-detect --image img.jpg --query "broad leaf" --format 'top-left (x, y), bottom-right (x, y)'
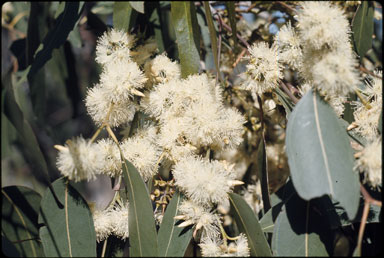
top-left (38, 178), bottom-right (96, 257)
top-left (286, 89), bottom-right (360, 219)
top-left (158, 191), bottom-right (193, 257)
top-left (259, 202), bottom-right (284, 233)
top-left (121, 159), bottom-right (158, 257)
top-left (352, 1), bottom-right (374, 58)
top-left (113, 2), bottom-right (138, 32)
top-left (129, 1), bottom-right (145, 14)
top-left (171, 1), bottom-right (200, 78)
top-left (229, 193), bottom-right (272, 257)
top-left (272, 194), bottom-right (335, 256)
top-left (2, 186), bottom-right (44, 257)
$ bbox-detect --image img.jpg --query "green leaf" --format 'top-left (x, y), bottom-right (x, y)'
top-left (2, 72), bottom-right (51, 187)
top-left (149, 2), bottom-right (165, 53)
top-left (378, 110), bottom-right (382, 135)
top-left (257, 137), bottom-right (271, 213)
top-left (2, 235), bottom-right (21, 257)
top-left (203, 2), bottom-right (220, 76)
top-left (339, 117), bottom-right (367, 147)
top-left (229, 193), bottom-right (272, 257)
top-left (225, 1), bottom-right (238, 50)
top-left (113, 2), bottom-right (138, 33)
top-left (28, 2), bottom-right (84, 80)
top-left (274, 87), bottom-right (295, 119)
top-left (272, 194), bottom-right (335, 256)
top-left (286, 89), bottom-right (360, 220)
top-left (259, 202), bottom-right (284, 233)
top-left (38, 178), bottom-right (96, 257)
top-left (121, 159), bottom-right (158, 257)
top-left (171, 1), bottom-right (200, 78)
top-left (352, 1), bottom-right (374, 58)
top-left (158, 191), bottom-right (193, 257)
top-left (2, 186), bottom-right (44, 257)
top-left (129, 1), bottom-right (145, 13)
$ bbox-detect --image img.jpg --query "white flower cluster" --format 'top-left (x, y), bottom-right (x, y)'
top-left (92, 202), bottom-right (129, 242)
top-left (199, 233), bottom-right (250, 257)
top-left (241, 42), bottom-right (283, 95)
top-left (295, 1), bottom-right (360, 98)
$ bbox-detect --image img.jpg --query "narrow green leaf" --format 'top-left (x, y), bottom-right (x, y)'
top-left (121, 159), bottom-right (158, 257)
top-left (259, 202), bottom-right (284, 233)
top-left (113, 2), bottom-right (138, 32)
top-left (129, 1), bottom-right (145, 14)
top-left (203, 2), bottom-right (219, 74)
top-left (257, 138), bottom-right (271, 213)
top-left (2, 186), bottom-right (44, 257)
top-left (272, 194), bottom-right (334, 256)
top-left (171, 1), bottom-right (200, 78)
top-left (286, 89), bottom-right (360, 220)
top-left (225, 1), bottom-right (238, 50)
top-left (2, 73), bottom-right (51, 187)
top-left (274, 87), bottom-right (295, 119)
top-left (158, 191), bottom-right (193, 257)
top-left (28, 2), bottom-right (84, 80)
top-left (229, 193), bottom-right (272, 257)
top-left (352, 1), bottom-right (374, 58)
top-left (38, 177), bottom-right (96, 257)
top-left (149, 2), bottom-right (165, 53)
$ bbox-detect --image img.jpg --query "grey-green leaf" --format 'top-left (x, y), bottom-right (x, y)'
top-left (171, 1), bottom-right (200, 78)
top-left (203, 2), bottom-right (219, 74)
top-left (272, 194), bottom-right (334, 256)
top-left (2, 186), bottom-right (44, 257)
top-left (158, 191), bottom-right (193, 257)
top-left (113, 2), bottom-right (138, 32)
top-left (229, 193), bottom-right (272, 257)
top-left (352, 1), bottom-right (374, 58)
top-left (378, 110), bottom-right (382, 134)
top-left (286, 89), bottom-right (360, 220)
top-left (38, 178), bottom-right (96, 257)
top-left (121, 159), bottom-right (158, 257)
top-left (129, 1), bottom-right (145, 14)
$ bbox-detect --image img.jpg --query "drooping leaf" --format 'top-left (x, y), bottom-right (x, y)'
top-left (272, 194), bottom-right (335, 256)
top-left (203, 2), bottom-right (220, 76)
top-left (171, 1), bottom-right (200, 78)
top-left (129, 1), bottom-right (145, 14)
top-left (38, 177), bottom-right (96, 257)
top-left (121, 159), bottom-right (158, 257)
top-left (274, 87), bottom-right (295, 119)
top-left (2, 72), bottom-right (51, 187)
top-left (229, 193), bottom-right (272, 257)
top-left (225, 1), bottom-right (238, 50)
top-left (352, 1), bottom-right (374, 58)
top-left (2, 186), bottom-right (44, 257)
top-left (257, 137), bottom-right (271, 213)
top-left (158, 191), bottom-right (193, 257)
top-left (286, 89), bottom-right (360, 220)
top-left (113, 2), bottom-right (138, 33)
top-left (27, 2), bottom-right (84, 81)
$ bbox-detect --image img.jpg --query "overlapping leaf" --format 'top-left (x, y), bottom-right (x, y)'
top-left (229, 193), bottom-right (272, 257)
top-left (286, 89), bottom-right (360, 220)
top-left (2, 186), bottom-right (44, 257)
top-left (352, 1), bottom-right (374, 58)
top-left (38, 178), bottom-right (96, 257)
top-left (157, 191), bottom-right (193, 257)
top-left (121, 159), bottom-right (158, 257)
top-left (171, 1), bottom-right (200, 78)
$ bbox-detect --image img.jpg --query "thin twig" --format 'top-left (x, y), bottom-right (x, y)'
top-left (359, 66), bottom-right (382, 79)
top-left (101, 238), bottom-right (108, 258)
top-left (216, 12), bottom-right (223, 84)
top-left (276, 1), bottom-right (297, 13)
top-left (280, 81), bottom-right (299, 104)
top-left (213, 14), bottom-right (250, 49)
top-left (360, 184), bottom-right (382, 207)
top-left (233, 48), bottom-right (247, 68)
